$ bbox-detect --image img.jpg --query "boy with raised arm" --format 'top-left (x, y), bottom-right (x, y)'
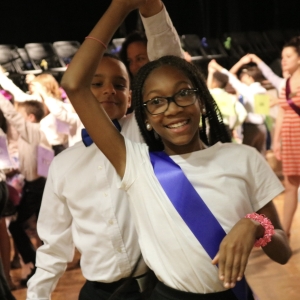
top-left (27, 1), bottom-right (184, 299)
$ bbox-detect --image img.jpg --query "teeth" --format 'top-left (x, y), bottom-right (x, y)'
top-left (167, 121), bottom-right (188, 128)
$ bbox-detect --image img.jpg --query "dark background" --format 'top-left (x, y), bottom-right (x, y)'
top-left (1, 0), bottom-right (300, 47)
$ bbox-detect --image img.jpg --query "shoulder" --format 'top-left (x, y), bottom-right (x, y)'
top-left (216, 142), bottom-right (259, 160)
top-left (50, 142), bottom-right (105, 178)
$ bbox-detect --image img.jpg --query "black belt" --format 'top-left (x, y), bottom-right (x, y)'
top-left (88, 273), bottom-right (146, 294)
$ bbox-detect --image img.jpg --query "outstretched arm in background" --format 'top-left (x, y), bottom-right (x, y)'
top-left (229, 54), bottom-right (251, 75)
top-left (62, 0), bottom-right (147, 178)
top-left (248, 53), bottom-right (285, 93)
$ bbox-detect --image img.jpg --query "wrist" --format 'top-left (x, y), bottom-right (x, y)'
top-left (139, 0), bottom-right (163, 18)
top-left (245, 213), bottom-right (275, 247)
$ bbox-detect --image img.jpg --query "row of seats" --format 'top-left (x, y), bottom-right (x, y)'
top-left (1, 29), bottom-right (299, 87)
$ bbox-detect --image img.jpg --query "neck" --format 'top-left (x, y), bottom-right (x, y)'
top-left (290, 67), bottom-right (300, 79)
top-left (163, 138), bottom-right (205, 156)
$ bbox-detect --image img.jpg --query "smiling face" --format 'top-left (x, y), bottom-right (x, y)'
top-left (90, 56), bottom-right (131, 121)
top-left (143, 65), bottom-right (202, 155)
top-left (281, 46), bottom-right (300, 74)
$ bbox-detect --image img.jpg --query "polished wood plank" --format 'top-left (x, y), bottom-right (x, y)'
top-left (246, 192), bottom-right (300, 300)
top-left (11, 192), bottom-right (300, 300)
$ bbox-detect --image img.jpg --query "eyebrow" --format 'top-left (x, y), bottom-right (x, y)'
top-left (145, 81), bottom-right (192, 98)
top-left (93, 74), bottom-right (128, 82)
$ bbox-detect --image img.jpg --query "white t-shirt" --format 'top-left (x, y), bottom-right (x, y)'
top-left (119, 140), bottom-right (284, 294)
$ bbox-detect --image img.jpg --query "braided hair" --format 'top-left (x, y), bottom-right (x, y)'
top-left (132, 55), bottom-right (231, 152)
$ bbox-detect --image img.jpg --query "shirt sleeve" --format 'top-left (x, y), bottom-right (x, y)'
top-left (44, 96), bottom-right (80, 127)
top-left (0, 73), bottom-right (33, 102)
top-left (0, 94), bottom-right (40, 144)
top-left (26, 160), bottom-right (75, 300)
top-left (221, 69), bottom-right (251, 103)
top-left (119, 138), bottom-right (148, 191)
top-left (258, 61), bottom-right (285, 93)
top-left (140, 4), bottom-right (184, 61)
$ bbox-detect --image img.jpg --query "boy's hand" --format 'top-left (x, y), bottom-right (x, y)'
top-left (139, 0), bottom-right (163, 17)
top-left (112, 0), bottom-right (148, 12)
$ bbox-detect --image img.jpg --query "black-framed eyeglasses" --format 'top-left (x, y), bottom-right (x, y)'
top-left (143, 88), bottom-right (199, 115)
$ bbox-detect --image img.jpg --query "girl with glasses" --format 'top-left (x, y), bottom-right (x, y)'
top-left (62, 1), bottom-right (292, 299)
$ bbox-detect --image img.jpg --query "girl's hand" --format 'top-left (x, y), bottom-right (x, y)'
top-left (239, 54), bottom-right (251, 65)
top-left (247, 54), bottom-right (262, 65)
top-left (212, 218), bottom-right (261, 288)
top-left (208, 59), bottom-right (223, 72)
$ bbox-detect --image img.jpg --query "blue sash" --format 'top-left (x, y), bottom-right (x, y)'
top-left (149, 151), bottom-right (249, 300)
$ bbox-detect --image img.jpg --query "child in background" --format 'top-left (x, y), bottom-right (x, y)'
top-left (209, 57), bottom-right (268, 154)
top-left (207, 62), bottom-right (247, 142)
top-left (0, 95), bottom-right (51, 285)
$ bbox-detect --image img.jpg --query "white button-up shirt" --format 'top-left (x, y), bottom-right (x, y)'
top-left (27, 5), bottom-right (184, 299)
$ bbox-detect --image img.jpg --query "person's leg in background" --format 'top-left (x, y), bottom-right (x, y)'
top-left (0, 218), bottom-right (16, 290)
top-left (282, 175), bottom-right (300, 237)
top-left (8, 177), bottom-right (46, 285)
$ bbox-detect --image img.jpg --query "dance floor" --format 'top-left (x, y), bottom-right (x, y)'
top-left (11, 191), bottom-right (300, 300)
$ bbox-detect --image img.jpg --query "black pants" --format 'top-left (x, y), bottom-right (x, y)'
top-left (79, 279), bottom-right (143, 300)
top-left (9, 177), bottom-right (46, 264)
top-left (0, 181), bottom-right (8, 217)
top-left (0, 258), bottom-right (16, 300)
top-left (149, 281), bottom-right (254, 300)
top-left (52, 144), bottom-right (66, 156)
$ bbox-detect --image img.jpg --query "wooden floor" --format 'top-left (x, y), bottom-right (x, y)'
top-left (10, 193), bottom-right (300, 300)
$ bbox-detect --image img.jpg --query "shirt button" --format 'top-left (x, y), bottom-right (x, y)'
top-left (104, 193), bottom-right (108, 197)
top-left (98, 165), bottom-right (102, 170)
top-left (116, 247), bottom-right (122, 253)
top-left (108, 219), bottom-right (114, 225)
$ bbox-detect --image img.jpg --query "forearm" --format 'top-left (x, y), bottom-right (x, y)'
top-left (229, 60), bottom-right (244, 75)
top-left (141, 3), bottom-right (184, 60)
top-left (258, 61), bottom-right (284, 92)
top-left (0, 95), bottom-right (35, 142)
top-left (273, 107), bottom-right (284, 145)
top-left (0, 73), bottom-right (32, 102)
top-left (206, 71), bottom-right (214, 89)
top-left (62, 2), bottom-right (135, 92)
top-left (262, 229), bottom-right (291, 264)
top-left (257, 201), bottom-right (291, 264)
top-left (139, 0), bottom-right (163, 17)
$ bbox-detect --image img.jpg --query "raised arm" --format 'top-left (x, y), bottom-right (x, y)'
top-left (0, 69), bottom-right (33, 102)
top-left (206, 60), bottom-right (216, 89)
top-left (248, 53), bottom-right (285, 93)
top-left (209, 59), bottom-right (250, 99)
top-left (229, 54), bottom-right (251, 75)
top-left (139, 0), bottom-right (184, 60)
top-left (0, 94), bottom-right (39, 144)
top-left (61, 0), bottom-right (147, 178)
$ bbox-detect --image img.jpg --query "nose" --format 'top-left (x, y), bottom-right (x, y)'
top-left (103, 83), bottom-right (116, 95)
top-left (164, 99), bottom-right (183, 116)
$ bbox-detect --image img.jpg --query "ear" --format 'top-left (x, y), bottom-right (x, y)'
top-left (127, 90), bottom-right (132, 109)
top-left (28, 113), bottom-right (37, 123)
